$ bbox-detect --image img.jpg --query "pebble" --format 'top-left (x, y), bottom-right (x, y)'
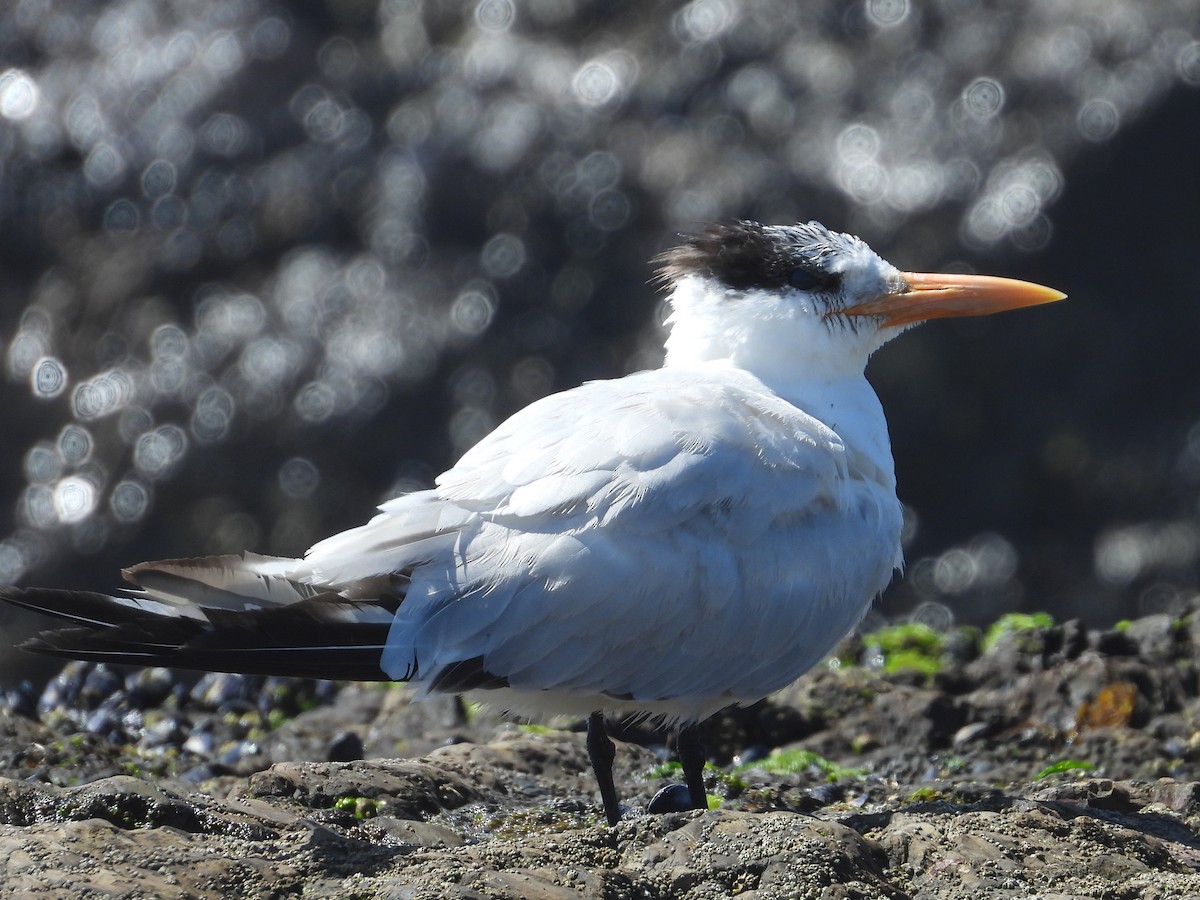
top-left (327, 729), bottom-right (365, 762)
top-left (647, 783), bottom-right (695, 815)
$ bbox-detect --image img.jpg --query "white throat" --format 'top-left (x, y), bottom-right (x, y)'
top-left (662, 275), bottom-right (899, 494)
top-left (663, 274), bottom-right (890, 386)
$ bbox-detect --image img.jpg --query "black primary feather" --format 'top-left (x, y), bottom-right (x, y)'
top-left (0, 578), bottom-right (400, 682)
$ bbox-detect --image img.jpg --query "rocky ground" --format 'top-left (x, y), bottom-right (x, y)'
top-left (3, 610), bottom-right (1200, 898)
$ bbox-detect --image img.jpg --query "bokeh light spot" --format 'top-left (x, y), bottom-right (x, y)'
top-left (103, 199), bottom-right (140, 233)
top-left (910, 601), bottom-right (954, 631)
top-left (867, 0), bottom-right (910, 27)
top-left (199, 112), bottom-right (249, 157)
top-left (278, 457), bottom-right (320, 499)
top-left (590, 190), bottom-right (631, 231)
top-left (1095, 523), bottom-right (1200, 586)
top-left (217, 217), bottom-right (256, 258)
top-left (0, 540), bottom-right (31, 583)
top-left (142, 159), bottom-right (178, 197)
top-left (202, 30), bottom-right (246, 76)
top-left (84, 143), bottom-right (125, 187)
top-left (304, 98), bottom-right (346, 143)
top-left (1179, 41), bottom-right (1200, 86)
top-left (58, 425), bottom-right (93, 463)
top-left (449, 406), bottom-right (495, 456)
top-left (480, 233), bottom-right (526, 278)
top-left (962, 77), bottom-right (1005, 118)
top-left (1011, 213), bottom-right (1053, 252)
top-left (250, 17), bottom-right (291, 59)
top-left (673, 0), bottom-right (735, 43)
top-left (0, 68), bottom-right (41, 120)
top-left (72, 369), bottom-right (133, 420)
top-left (31, 357), bottom-right (67, 399)
top-left (118, 406), bottom-right (155, 445)
top-left (134, 425), bottom-right (188, 479)
top-left (1077, 98), bottom-right (1119, 142)
top-left (475, 0), bottom-right (515, 32)
top-left (21, 485), bottom-right (56, 529)
top-left (451, 364), bottom-right (496, 409)
top-left (511, 356), bottom-right (554, 402)
top-left (110, 479), bottom-right (151, 524)
top-left (451, 285), bottom-right (497, 336)
top-left (318, 36), bottom-right (359, 80)
top-left (152, 324), bottom-right (190, 359)
top-left (836, 123), bottom-right (881, 163)
top-left (191, 386), bottom-right (236, 443)
top-left (53, 477), bottom-right (97, 524)
top-left (294, 380), bottom-right (337, 423)
top-left (24, 443), bottom-right (62, 484)
top-left (572, 54), bottom-right (634, 108)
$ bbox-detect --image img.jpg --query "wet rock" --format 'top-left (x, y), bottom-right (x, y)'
top-left (1123, 614), bottom-right (1182, 661)
top-left (82, 703), bottom-right (125, 741)
top-left (950, 721), bottom-right (994, 748)
top-left (634, 811), bottom-right (897, 898)
top-left (1091, 628), bottom-right (1140, 657)
top-left (4, 609), bottom-right (1200, 893)
top-left (1, 681), bottom-right (36, 721)
top-left (191, 672), bottom-right (263, 712)
top-left (647, 783), bottom-right (694, 815)
top-left (328, 729), bottom-right (365, 762)
top-left (1147, 779), bottom-right (1200, 818)
top-left (79, 665), bottom-right (123, 711)
top-left (0, 818), bottom-right (306, 898)
top-left (1046, 619), bottom-right (1090, 664)
top-left (139, 715), bottom-right (189, 751)
top-left (733, 743), bottom-right (771, 766)
top-left (36, 661), bottom-right (89, 718)
top-left (1033, 777), bottom-right (1140, 812)
top-left (244, 757), bottom-right (491, 821)
top-left (125, 667), bottom-right (180, 710)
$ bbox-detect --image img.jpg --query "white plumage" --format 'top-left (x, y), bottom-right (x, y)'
top-left (300, 365), bottom-right (900, 721)
top-left (0, 220), bottom-right (1064, 825)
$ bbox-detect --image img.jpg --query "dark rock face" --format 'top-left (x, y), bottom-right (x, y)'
top-left (4, 610), bottom-right (1200, 895)
top-left (0, 1), bottom-right (1198, 664)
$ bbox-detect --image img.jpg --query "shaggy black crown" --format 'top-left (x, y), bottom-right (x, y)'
top-left (655, 220), bottom-right (850, 294)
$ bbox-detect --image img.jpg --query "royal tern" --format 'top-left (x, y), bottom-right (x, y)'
top-left (0, 221), bottom-right (1064, 825)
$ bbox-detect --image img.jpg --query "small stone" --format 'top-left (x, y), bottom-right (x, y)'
top-left (733, 743), bottom-right (770, 766)
top-left (327, 729), bottom-right (364, 762)
top-left (953, 721), bottom-right (994, 747)
top-left (126, 668), bottom-right (178, 709)
top-left (647, 783), bottom-right (695, 815)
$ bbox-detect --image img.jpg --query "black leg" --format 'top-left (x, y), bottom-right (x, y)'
top-left (586, 712), bottom-right (622, 826)
top-left (677, 722), bottom-right (708, 811)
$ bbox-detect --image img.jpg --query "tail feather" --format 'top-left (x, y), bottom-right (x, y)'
top-left (0, 586), bottom-right (204, 627)
top-left (1, 555), bottom-right (404, 682)
top-left (22, 619), bottom-right (392, 680)
top-left (123, 553), bottom-right (318, 610)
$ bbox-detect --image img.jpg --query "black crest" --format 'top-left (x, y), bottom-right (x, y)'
top-left (655, 221), bottom-right (845, 292)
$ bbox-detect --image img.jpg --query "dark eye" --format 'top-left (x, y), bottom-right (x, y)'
top-left (787, 267), bottom-right (825, 291)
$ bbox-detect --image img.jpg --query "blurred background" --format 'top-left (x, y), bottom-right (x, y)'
top-left (1, 0), bottom-right (1198, 684)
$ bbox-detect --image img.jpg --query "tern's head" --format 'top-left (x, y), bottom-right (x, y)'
top-left (656, 220), bottom-right (1064, 382)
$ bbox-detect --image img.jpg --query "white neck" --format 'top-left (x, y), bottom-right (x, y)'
top-left (663, 275), bottom-right (889, 385)
top-left (662, 274), bottom-right (898, 490)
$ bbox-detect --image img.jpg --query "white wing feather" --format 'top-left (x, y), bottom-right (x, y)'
top-left (301, 366), bottom-right (902, 719)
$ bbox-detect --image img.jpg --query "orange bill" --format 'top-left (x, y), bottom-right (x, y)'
top-left (837, 272), bottom-right (1067, 328)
